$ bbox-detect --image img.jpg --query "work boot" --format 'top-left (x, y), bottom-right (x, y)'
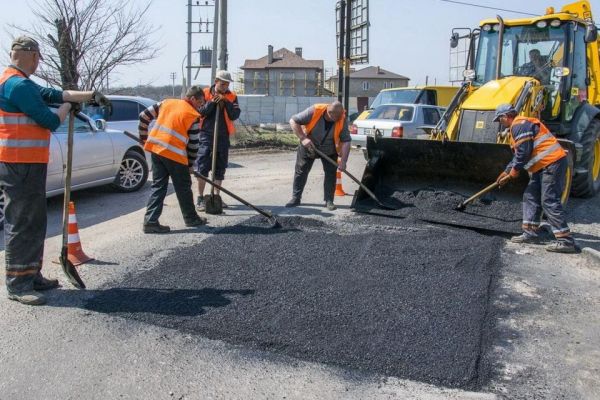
top-left (33, 275), bottom-right (60, 291)
top-left (510, 233), bottom-right (542, 244)
top-left (325, 200), bottom-right (337, 211)
top-left (196, 197), bottom-right (205, 212)
top-left (185, 216), bottom-right (208, 227)
top-left (285, 197), bottom-right (301, 208)
top-left (7, 291), bottom-right (46, 306)
top-left (221, 201), bottom-right (228, 209)
top-left (143, 223), bottom-right (171, 234)
top-left (546, 241), bottom-right (579, 254)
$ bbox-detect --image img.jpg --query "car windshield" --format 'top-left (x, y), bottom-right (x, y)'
top-left (367, 105), bottom-right (414, 121)
top-left (474, 23), bottom-right (567, 85)
top-left (370, 90), bottom-right (420, 108)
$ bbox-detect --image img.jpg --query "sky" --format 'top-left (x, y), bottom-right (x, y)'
top-left (0, 0), bottom-right (577, 88)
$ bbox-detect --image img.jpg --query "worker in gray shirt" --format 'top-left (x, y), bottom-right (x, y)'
top-left (286, 101), bottom-right (351, 211)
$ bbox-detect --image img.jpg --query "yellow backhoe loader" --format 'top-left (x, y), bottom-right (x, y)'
top-left (353, 0), bottom-right (600, 233)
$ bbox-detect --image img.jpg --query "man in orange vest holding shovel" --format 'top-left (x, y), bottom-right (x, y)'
top-left (494, 103), bottom-right (578, 253)
top-left (139, 86), bottom-right (207, 233)
top-left (286, 101), bottom-right (351, 211)
top-left (0, 36), bottom-right (109, 305)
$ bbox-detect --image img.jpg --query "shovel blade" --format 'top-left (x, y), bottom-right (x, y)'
top-left (204, 194), bottom-right (223, 215)
top-left (60, 251), bottom-right (86, 289)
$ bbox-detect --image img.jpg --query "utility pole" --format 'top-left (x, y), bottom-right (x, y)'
top-left (337, 0), bottom-right (346, 102)
top-left (218, 0), bottom-right (228, 70)
top-left (186, 0), bottom-right (192, 89)
top-left (186, 0), bottom-right (216, 89)
top-left (211, 0), bottom-right (219, 81)
top-left (170, 72), bottom-right (176, 97)
top-left (343, 0), bottom-right (351, 112)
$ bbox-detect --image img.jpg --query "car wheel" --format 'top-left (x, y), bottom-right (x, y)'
top-left (112, 151), bottom-right (149, 192)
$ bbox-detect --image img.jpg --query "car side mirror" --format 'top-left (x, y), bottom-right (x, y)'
top-left (585, 22), bottom-right (598, 43)
top-left (95, 119), bottom-right (107, 131)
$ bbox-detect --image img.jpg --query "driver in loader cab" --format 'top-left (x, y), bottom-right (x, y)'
top-left (494, 103), bottom-right (578, 253)
top-left (518, 49), bottom-right (551, 84)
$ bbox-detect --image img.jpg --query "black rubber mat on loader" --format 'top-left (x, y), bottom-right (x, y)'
top-left (86, 216), bottom-right (501, 389)
top-left (354, 186), bottom-right (523, 235)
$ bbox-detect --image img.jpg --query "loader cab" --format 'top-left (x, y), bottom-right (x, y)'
top-left (470, 17), bottom-right (592, 129)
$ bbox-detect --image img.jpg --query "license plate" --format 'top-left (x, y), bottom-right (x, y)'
top-left (364, 128), bottom-right (373, 136)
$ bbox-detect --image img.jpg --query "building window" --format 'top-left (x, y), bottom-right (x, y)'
top-left (362, 81), bottom-right (369, 91)
top-left (384, 81), bottom-right (394, 89)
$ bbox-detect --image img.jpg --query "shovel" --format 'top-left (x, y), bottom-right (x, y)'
top-left (204, 102), bottom-right (223, 215)
top-left (312, 147), bottom-right (398, 210)
top-left (59, 109), bottom-right (86, 289)
top-left (196, 174), bottom-right (281, 228)
top-left (455, 181), bottom-right (500, 211)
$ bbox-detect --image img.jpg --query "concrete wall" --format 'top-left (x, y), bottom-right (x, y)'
top-left (236, 95), bottom-right (376, 125)
top-left (243, 68), bottom-right (321, 96)
top-left (237, 96), bottom-right (335, 125)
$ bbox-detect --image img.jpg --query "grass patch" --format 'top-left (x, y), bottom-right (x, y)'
top-left (231, 130), bottom-right (298, 150)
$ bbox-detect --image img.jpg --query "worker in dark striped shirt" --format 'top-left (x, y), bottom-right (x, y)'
top-left (138, 86), bottom-right (206, 233)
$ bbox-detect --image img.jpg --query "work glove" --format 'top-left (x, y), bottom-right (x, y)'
top-left (69, 102), bottom-right (81, 114)
top-left (91, 90), bottom-right (111, 107)
top-left (496, 171), bottom-right (511, 187)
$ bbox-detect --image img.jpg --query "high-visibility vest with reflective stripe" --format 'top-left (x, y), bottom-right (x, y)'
top-left (0, 67), bottom-right (51, 163)
top-left (144, 99), bottom-right (200, 165)
top-left (510, 116), bottom-right (566, 173)
top-left (203, 87), bottom-right (237, 135)
top-left (303, 104), bottom-right (346, 154)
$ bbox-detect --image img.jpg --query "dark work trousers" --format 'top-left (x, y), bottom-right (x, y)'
top-left (292, 145), bottom-right (338, 202)
top-left (522, 156), bottom-right (574, 244)
top-left (144, 153), bottom-right (198, 225)
top-left (0, 163), bottom-right (47, 293)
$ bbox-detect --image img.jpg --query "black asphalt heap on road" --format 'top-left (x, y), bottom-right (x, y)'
top-left (86, 216), bottom-right (502, 389)
top-left (354, 187), bottom-right (523, 235)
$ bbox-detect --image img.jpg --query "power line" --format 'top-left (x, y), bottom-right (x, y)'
top-left (439, 0), bottom-right (538, 16)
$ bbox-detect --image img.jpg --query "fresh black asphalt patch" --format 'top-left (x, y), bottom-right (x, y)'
top-left (86, 216), bottom-right (502, 388)
top-left (354, 187), bottom-right (522, 235)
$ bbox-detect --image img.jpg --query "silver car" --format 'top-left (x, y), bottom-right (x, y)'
top-left (0, 109), bottom-right (149, 227)
top-left (83, 95), bottom-right (157, 135)
top-left (350, 103), bottom-right (445, 151)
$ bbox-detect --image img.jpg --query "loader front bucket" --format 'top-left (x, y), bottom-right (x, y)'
top-left (351, 137), bottom-right (529, 234)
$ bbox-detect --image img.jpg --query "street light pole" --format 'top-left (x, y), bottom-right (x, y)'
top-left (170, 72), bottom-right (176, 97)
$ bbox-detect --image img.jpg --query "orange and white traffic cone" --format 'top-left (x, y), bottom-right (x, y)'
top-left (65, 201), bottom-right (93, 266)
top-left (335, 157), bottom-right (347, 197)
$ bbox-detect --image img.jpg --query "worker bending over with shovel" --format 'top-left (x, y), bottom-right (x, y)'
top-left (139, 85), bottom-right (207, 233)
top-left (0, 36), bottom-right (110, 305)
top-left (286, 101), bottom-right (351, 211)
top-left (494, 103), bottom-right (578, 253)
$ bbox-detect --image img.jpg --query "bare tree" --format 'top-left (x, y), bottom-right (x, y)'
top-left (11, 0), bottom-right (159, 90)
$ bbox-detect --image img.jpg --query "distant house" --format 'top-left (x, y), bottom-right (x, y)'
top-left (241, 46), bottom-right (324, 96)
top-left (325, 66), bottom-right (410, 111)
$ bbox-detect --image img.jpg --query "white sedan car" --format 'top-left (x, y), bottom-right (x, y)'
top-left (350, 103), bottom-right (445, 151)
top-left (0, 109), bottom-right (149, 227)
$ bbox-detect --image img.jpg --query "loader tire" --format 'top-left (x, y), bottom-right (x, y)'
top-left (572, 118), bottom-right (600, 198)
top-left (560, 148), bottom-right (574, 206)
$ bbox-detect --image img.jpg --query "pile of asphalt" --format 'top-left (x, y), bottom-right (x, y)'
top-left (86, 215), bottom-right (501, 388)
top-left (355, 187), bottom-right (522, 235)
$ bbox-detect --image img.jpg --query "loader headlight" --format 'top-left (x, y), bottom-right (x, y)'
top-left (550, 19), bottom-right (561, 27)
top-left (463, 69), bottom-right (476, 80)
top-left (553, 67), bottom-right (570, 77)
top-left (536, 20), bottom-right (548, 29)
top-left (482, 24), bottom-right (492, 32)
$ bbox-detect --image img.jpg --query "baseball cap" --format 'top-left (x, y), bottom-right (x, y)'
top-left (11, 36), bottom-right (43, 59)
top-left (215, 70), bottom-right (233, 83)
top-left (493, 103), bottom-right (516, 122)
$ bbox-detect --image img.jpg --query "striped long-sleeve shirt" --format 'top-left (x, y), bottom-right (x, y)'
top-left (138, 102), bottom-right (201, 166)
top-left (504, 119), bottom-right (536, 174)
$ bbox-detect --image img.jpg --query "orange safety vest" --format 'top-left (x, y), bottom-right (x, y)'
top-left (303, 104), bottom-right (346, 154)
top-left (144, 99), bottom-right (200, 165)
top-left (203, 87), bottom-right (237, 135)
top-left (510, 116), bottom-right (566, 173)
top-left (0, 67), bottom-right (52, 163)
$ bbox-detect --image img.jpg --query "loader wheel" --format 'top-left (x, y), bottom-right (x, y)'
top-left (572, 119), bottom-right (600, 197)
top-left (561, 149), bottom-right (574, 206)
